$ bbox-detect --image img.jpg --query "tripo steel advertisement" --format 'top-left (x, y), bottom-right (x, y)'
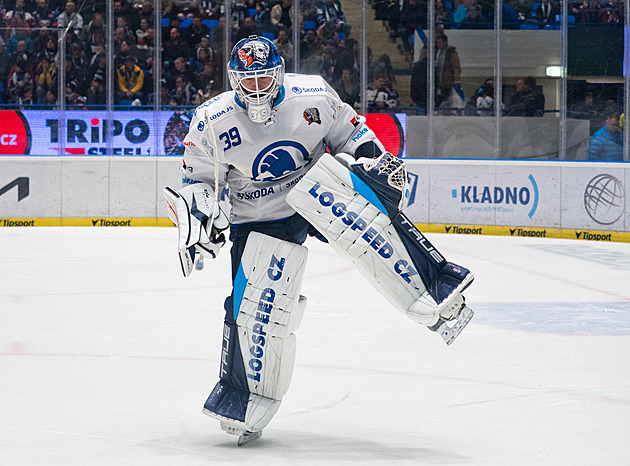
top-left (0, 110), bottom-right (407, 157)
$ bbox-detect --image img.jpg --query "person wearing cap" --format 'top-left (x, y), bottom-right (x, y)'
top-left (588, 109), bottom-right (623, 161)
top-left (116, 55), bottom-right (144, 103)
top-left (87, 73), bottom-right (106, 107)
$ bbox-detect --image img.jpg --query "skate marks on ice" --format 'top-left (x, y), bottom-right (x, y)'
top-left (473, 302), bottom-right (630, 335)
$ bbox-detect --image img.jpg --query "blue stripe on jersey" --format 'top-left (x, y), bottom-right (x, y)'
top-left (349, 170), bottom-right (388, 215)
top-left (233, 262), bottom-right (247, 320)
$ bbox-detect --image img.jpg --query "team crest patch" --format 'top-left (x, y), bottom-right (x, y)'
top-left (238, 40), bottom-right (269, 68)
top-left (303, 107), bottom-right (321, 125)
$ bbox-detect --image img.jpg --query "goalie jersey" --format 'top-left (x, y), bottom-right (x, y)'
top-left (180, 74), bottom-right (382, 225)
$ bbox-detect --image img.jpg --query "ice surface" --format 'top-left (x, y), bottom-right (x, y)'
top-left (1, 228), bottom-right (629, 465)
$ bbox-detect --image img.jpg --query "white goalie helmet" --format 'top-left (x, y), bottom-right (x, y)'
top-left (228, 35), bottom-right (285, 123)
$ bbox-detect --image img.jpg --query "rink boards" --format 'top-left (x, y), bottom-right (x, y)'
top-left (0, 156), bottom-right (629, 243)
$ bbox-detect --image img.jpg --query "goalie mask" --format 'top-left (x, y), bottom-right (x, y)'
top-left (229, 35), bottom-right (285, 124)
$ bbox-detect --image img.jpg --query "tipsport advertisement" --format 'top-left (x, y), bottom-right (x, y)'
top-left (0, 110), bottom-right (407, 157)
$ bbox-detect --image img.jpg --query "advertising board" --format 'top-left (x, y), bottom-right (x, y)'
top-left (0, 110), bottom-right (407, 157)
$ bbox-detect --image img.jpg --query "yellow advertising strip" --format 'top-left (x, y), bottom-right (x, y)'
top-left (1, 218), bottom-right (628, 243)
top-left (415, 223), bottom-right (630, 243)
top-left (0, 218), bottom-right (174, 227)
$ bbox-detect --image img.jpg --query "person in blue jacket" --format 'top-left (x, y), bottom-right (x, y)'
top-left (588, 110), bottom-right (623, 161)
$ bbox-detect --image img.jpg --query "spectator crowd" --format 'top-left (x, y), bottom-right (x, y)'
top-left (0, 0), bottom-right (371, 109)
top-left (0, 0), bottom-right (625, 114)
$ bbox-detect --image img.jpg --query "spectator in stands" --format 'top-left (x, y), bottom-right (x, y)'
top-left (192, 46), bottom-right (212, 71)
top-left (36, 35), bottom-right (57, 63)
top-left (525, 76), bottom-right (544, 115)
top-left (4, 0), bottom-right (34, 27)
top-left (510, 0), bottom-right (533, 22)
top-left (210, 16), bottom-right (225, 53)
top-left (271, 0), bottom-right (293, 36)
top-left (371, 53), bottom-right (397, 89)
top-left (57, 1), bottom-right (84, 37)
top-left (88, 52), bottom-right (107, 85)
top-left (116, 56), bottom-right (144, 103)
top-left (316, 0), bottom-right (351, 37)
top-left (138, 1), bottom-right (154, 25)
top-left (194, 60), bottom-right (222, 104)
top-left (431, 33), bottom-right (461, 109)
top-left (163, 27), bottom-right (191, 68)
top-left (410, 45), bottom-right (428, 112)
top-left (366, 75), bottom-right (399, 112)
top-left (300, 28), bottom-right (321, 62)
top-left (139, 27), bottom-right (155, 59)
top-left (274, 28), bottom-right (294, 70)
top-left (115, 0), bottom-right (140, 31)
top-left (136, 18), bottom-right (151, 45)
top-left (5, 15), bottom-right (33, 57)
top-left (231, 0), bottom-right (250, 32)
top-left (464, 77), bottom-right (494, 116)
top-left (7, 59), bottom-right (33, 104)
top-left (330, 37), bottom-right (356, 82)
top-left (83, 12), bottom-right (105, 50)
top-left (183, 16), bottom-right (211, 47)
top-left (169, 74), bottom-right (196, 106)
top-left (87, 73), bottom-right (106, 107)
top-left (236, 16), bottom-right (261, 42)
top-left (42, 88), bottom-right (58, 109)
top-left (0, 37), bottom-right (9, 88)
top-left (173, 0), bottom-right (203, 16)
top-left (588, 109), bottom-right (623, 160)
top-left (332, 66), bottom-right (360, 108)
top-left (504, 77), bottom-right (544, 116)
top-left (398, 0), bottom-right (426, 54)
top-left (454, 0), bottom-right (479, 28)
top-left (576, 0), bottom-right (606, 25)
top-left (35, 56), bottom-right (55, 103)
top-left (11, 40), bottom-right (35, 69)
top-left (571, 91), bottom-right (604, 134)
top-left (33, 0), bottom-right (58, 29)
top-left (435, 0), bottom-right (454, 30)
top-left (460, 1), bottom-right (490, 29)
top-left (253, 1), bottom-right (271, 31)
top-left (491, 2), bottom-right (520, 28)
top-left (168, 56), bottom-right (193, 86)
top-left (536, 0), bottom-right (559, 27)
top-left (66, 79), bottom-right (87, 109)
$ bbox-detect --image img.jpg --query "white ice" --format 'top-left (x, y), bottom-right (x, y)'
top-left (1, 227), bottom-right (629, 465)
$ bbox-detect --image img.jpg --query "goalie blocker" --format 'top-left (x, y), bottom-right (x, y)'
top-left (286, 153), bottom-right (474, 345)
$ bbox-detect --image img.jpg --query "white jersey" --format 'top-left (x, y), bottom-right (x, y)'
top-left (180, 74), bottom-right (383, 225)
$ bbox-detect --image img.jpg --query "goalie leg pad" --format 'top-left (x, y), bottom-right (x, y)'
top-left (286, 155), bottom-right (473, 328)
top-left (203, 232), bottom-right (308, 433)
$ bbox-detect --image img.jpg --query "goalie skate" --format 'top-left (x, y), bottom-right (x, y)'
top-left (237, 430), bottom-right (262, 446)
top-left (431, 304), bottom-right (474, 346)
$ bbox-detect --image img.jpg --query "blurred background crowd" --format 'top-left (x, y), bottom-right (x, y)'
top-left (0, 0), bottom-right (625, 125)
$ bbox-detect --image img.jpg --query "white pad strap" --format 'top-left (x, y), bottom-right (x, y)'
top-left (235, 232), bottom-right (308, 431)
top-left (287, 155), bottom-right (448, 326)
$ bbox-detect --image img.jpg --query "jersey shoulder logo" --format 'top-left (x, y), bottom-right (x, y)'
top-left (303, 107), bottom-right (321, 125)
top-left (252, 141), bottom-right (311, 182)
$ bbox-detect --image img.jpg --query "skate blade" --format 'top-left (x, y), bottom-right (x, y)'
top-left (237, 430), bottom-right (262, 446)
top-left (437, 305), bottom-right (474, 345)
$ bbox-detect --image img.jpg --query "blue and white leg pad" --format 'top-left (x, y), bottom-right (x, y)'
top-left (203, 232), bottom-right (308, 435)
top-left (286, 154), bottom-right (474, 329)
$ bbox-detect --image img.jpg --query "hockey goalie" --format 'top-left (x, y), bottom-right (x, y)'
top-left (163, 35), bottom-right (474, 446)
